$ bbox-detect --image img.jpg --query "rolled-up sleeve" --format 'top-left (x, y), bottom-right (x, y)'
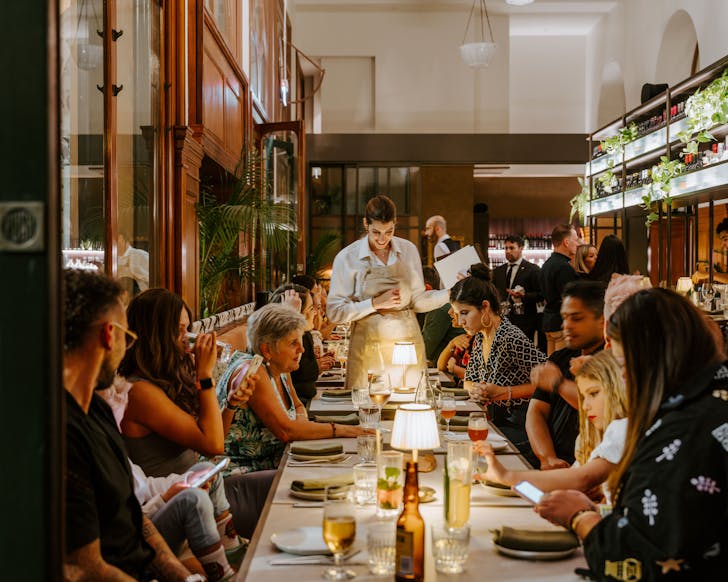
top-left (399, 240), bottom-right (449, 313)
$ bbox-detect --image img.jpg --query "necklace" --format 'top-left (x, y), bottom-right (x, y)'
top-left (372, 247), bottom-right (390, 262)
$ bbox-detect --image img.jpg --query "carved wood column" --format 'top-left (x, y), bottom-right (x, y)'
top-left (173, 126), bottom-right (204, 317)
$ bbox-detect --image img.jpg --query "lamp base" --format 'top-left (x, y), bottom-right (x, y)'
top-left (403, 452), bottom-right (437, 472)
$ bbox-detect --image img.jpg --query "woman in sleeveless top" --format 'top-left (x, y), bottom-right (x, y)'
top-left (220, 303), bottom-right (369, 472)
top-left (327, 195), bottom-right (449, 390)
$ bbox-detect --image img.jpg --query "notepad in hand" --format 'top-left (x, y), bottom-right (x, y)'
top-left (290, 442), bottom-right (344, 457)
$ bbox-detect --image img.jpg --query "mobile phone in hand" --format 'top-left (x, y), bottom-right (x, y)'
top-left (513, 480), bottom-right (545, 504)
top-left (188, 458), bottom-right (230, 488)
top-left (240, 355), bottom-right (264, 383)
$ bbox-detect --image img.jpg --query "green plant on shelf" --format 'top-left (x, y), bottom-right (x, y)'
top-left (642, 156), bottom-right (685, 228)
top-left (600, 122), bottom-right (639, 156)
top-left (569, 177), bottom-right (590, 224)
top-left (676, 67), bottom-right (728, 156)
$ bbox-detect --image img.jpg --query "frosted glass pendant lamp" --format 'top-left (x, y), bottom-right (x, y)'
top-left (460, 0), bottom-right (497, 69)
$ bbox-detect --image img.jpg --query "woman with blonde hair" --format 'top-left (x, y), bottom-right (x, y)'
top-left (476, 350), bottom-right (626, 501)
top-left (574, 244), bottom-right (597, 277)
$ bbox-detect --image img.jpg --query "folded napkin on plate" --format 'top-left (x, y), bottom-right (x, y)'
top-left (442, 388), bottom-right (469, 397)
top-left (492, 526), bottom-right (579, 552)
top-left (290, 442), bottom-right (344, 456)
top-left (290, 473), bottom-right (354, 492)
top-left (439, 416), bottom-right (469, 429)
top-left (313, 413), bottom-right (359, 425)
top-left (319, 389), bottom-right (351, 398)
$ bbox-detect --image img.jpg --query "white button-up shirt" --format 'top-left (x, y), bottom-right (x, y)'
top-left (327, 236), bottom-right (449, 324)
top-left (434, 234), bottom-right (453, 261)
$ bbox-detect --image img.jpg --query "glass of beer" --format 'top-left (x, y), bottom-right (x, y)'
top-left (467, 412), bottom-right (489, 442)
top-left (444, 442), bottom-right (473, 529)
top-left (440, 394), bottom-right (457, 436)
top-left (322, 485), bottom-right (357, 580)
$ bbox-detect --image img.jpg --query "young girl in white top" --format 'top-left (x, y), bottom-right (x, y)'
top-left (474, 350), bottom-right (626, 502)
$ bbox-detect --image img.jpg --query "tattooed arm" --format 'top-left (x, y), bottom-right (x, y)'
top-left (142, 516), bottom-right (192, 581)
top-left (64, 539), bottom-right (136, 582)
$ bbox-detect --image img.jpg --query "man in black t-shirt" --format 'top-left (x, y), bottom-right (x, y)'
top-left (63, 270), bottom-right (197, 582)
top-left (526, 281), bottom-right (605, 470)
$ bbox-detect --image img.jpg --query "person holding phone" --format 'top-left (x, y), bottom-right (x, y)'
top-left (131, 459), bottom-right (237, 580)
top-left (219, 303), bottom-right (370, 473)
top-left (536, 289), bottom-right (728, 579)
top-left (119, 288), bottom-right (275, 539)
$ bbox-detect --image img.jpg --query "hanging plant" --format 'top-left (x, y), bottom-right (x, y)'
top-left (600, 122), bottom-right (639, 156)
top-left (569, 177), bottom-right (591, 224)
top-left (642, 156), bottom-right (685, 228)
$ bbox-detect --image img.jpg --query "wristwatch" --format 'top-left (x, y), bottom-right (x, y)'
top-left (196, 377), bottom-right (214, 390)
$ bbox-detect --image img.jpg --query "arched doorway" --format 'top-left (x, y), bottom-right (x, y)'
top-left (596, 61), bottom-right (626, 128)
top-left (655, 10), bottom-right (699, 84)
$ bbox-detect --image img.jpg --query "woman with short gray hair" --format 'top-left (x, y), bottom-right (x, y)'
top-left (218, 303), bottom-right (368, 472)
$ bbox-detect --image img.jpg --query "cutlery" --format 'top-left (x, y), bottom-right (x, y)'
top-left (292, 502), bottom-right (324, 508)
top-left (288, 455), bottom-right (352, 466)
top-left (270, 549), bottom-right (362, 566)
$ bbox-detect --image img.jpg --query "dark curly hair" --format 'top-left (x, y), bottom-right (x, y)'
top-left (118, 288), bottom-right (199, 415)
top-left (63, 269), bottom-right (123, 352)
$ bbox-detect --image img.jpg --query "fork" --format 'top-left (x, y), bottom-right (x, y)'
top-left (288, 455), bottom-right (351, 466)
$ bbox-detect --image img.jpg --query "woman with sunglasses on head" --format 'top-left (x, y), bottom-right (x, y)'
top-left (327, 194), bottom-right (449, 389)
top-left (536, 288), bottom-right (728, 579)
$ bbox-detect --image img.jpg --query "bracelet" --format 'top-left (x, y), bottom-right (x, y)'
top-left (225, 402), bottom-right (240, 412)
top-left (330, 422), bottom-right (337, 438)
top-left (507, 386), bottom-right (512, 402)
top-left (569, 509), bottom-right (598, 534)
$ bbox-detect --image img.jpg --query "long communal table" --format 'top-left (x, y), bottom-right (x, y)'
top-left (234, 422), bottom-right (587, 581)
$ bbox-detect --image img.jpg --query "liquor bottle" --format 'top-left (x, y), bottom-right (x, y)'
top-left (395, 461), bottom-right (425, 581)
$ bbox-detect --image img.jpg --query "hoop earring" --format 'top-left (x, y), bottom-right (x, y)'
top-left (480, 310), bottom-right (493, 331)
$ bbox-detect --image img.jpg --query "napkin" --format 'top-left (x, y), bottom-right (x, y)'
top-left (313, 413), bottom-right (360, 425)
top-left (290, 442), bottom-right (344, 456)
top-left (439, 416), bottom-right (469, 431)
top-left (319, 389), bottom-right (351, 398)
top-left (483, 480), bottom-right (511, 490)
top-left (290, 473), bottom-right (354, 492)
top-left (492, 526), bottom-right (579, 552)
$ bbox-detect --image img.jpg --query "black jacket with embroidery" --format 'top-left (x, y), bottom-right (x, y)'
top-left (583, 362), bottom-right (728, 580)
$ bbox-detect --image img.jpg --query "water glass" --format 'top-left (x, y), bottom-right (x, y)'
top-left (353, 463), bottom-right (377, 505)
top-left (376, 451), bottom-right (404, 518)
top-left (431, 524), bottom-right (470, 574)
top-left (444, 441), bottom-right (473, 528)
top-left (358, 405), bottom-right (381, 430)
top-left (351, 386), bottom-right (370, 409)
top-left (357, 434), bottom-right (377, 463)
top-left (366, 520), bottom-right (396, 576)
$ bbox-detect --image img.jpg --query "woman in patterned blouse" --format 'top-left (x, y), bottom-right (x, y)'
top-left (450, 264), bottom-right (546, 458)
top-left (536, 289), bottom-right (728, 579)
top-left (220, 303), bottom-right (368, 473)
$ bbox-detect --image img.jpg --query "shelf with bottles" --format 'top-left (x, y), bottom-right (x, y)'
top-left (487, 248), bottom-right (552, 269)
top-left (487, 234), bottom-right (552, 251)
top-left (63, 248), bottom-right (105, 271)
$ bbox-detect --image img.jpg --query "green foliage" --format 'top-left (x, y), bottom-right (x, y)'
top-left (569, 177), bottom-right (590, 224)
top-left (197, 147), bottom-right (294, 317)
top-left (307, 231), bottom-right (342, 276)
top-left (600, 122), bottom-right (638, 156)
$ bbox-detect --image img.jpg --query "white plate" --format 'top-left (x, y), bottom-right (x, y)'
top-left (494, 543), bottom-right (577, 560)
top-left (289, 452), bottom-right (346, 462)
top-left (480, 482), bottom-right (520, 497)
top-left (320, 394), bottom-right (351, 401)
top-left (271, 526), bottom-right (331, 555)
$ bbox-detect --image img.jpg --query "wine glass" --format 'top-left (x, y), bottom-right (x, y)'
top-left (336, 342), bottom-right (349, 373)
top-left (368, 372), bottom-right (392, 430)
top-left (440, 394), bottom-right (457, 436)
top-left (468, 412), bottom-right (489, 478)
top-left (701, 283), bottom-right (716, 311)
top-left (322, 486), bottom-right (357, 580)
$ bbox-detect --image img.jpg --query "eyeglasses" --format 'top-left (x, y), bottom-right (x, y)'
top-left (109, 321), bottom-right (138, 350)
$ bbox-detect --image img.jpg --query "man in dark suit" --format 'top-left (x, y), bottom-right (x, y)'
top-left (492, 235), bottom-right (542, 344)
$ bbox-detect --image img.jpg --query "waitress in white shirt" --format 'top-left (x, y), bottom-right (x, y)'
top-left (327, 195), bottom-right (449, 389)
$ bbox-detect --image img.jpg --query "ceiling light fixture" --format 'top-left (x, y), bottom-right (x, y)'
top-left (460, 0), bottom-right (496, 69)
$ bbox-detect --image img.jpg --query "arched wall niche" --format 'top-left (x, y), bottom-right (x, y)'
top-left (655, 10), bottom-right (699, 86)
top-left (596, 61), bottom-right (626, 128)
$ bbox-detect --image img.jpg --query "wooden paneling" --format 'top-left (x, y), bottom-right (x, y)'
top-left (202, 51), bottom-right (225, 138)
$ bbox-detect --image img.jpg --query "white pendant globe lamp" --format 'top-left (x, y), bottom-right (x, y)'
top-left (460, 0), bottom-right (496, 69)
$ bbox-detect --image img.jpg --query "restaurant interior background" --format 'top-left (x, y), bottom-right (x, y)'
top-left (4, 0), bottom-right (728, 579)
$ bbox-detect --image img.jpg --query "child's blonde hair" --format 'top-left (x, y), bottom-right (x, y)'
top-left (574, 350), bottom-right (627, 464)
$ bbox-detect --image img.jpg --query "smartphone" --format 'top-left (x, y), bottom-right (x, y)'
top-left (513, 480), bottom-right (545, 505)
top-left (243, 355), bottom-right (264, 380)
top-left (187, 457), bottom-right (230, 488)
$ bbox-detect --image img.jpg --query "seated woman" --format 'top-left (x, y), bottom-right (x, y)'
top-left (219, 303), bottom-right (369, 473)
top-left (270, 283), bottom-right (334, 405)
top-left (450, 264), bottom-right (546, 457)
top-left (476, 350), bottom-right (626, 503)
top-left (436, 305), bottom-right (472, 384)
top-left (536, 289), bottom-right (728, 578)
top-left (119, 288), bottom-right (274, 538)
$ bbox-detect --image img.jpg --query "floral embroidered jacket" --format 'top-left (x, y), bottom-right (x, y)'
top-left (583, 362), bottom-right (728, 580)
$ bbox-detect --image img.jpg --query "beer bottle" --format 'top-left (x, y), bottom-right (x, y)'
top-left (395, 460), bottom-right (424, 581)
